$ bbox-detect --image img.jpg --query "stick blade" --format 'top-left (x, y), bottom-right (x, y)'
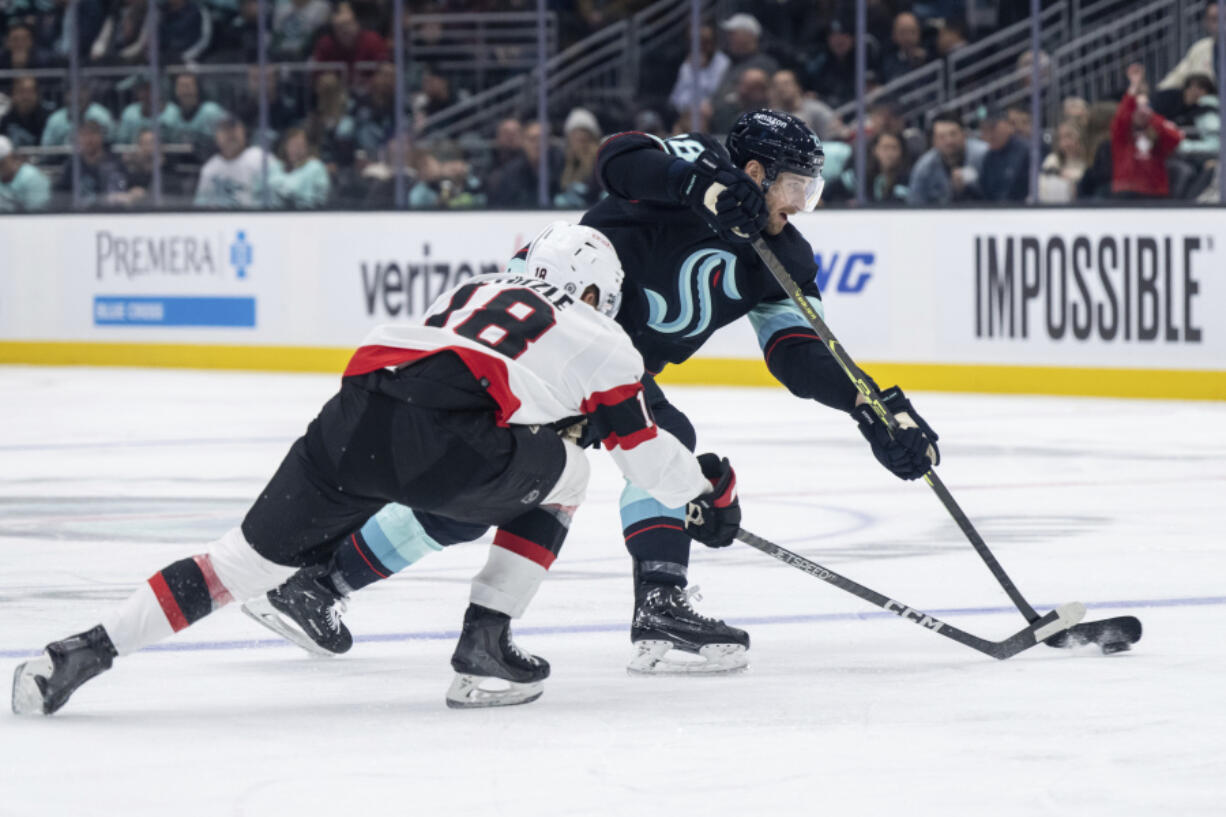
top-left (1044, 615), bottom-right (1143, 653)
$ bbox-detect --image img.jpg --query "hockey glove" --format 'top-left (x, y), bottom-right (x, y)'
top-left (684, 453), bottom-right (741, 548)
top-left (674, 150), bottom-right (767, 244)
top-left (853, 386), bottom-right (941, 481)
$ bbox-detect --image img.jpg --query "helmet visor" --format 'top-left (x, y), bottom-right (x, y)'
top-left (774, 171), bottom-right (824, 212)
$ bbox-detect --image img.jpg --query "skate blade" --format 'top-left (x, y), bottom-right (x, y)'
top-left (445, 673), bottom-right (543, 709)
top-left (240, 597), bottom-right (340, 658)
top-left (11, 654), bottom-right (53, 716)
top-left (626, 641), bottom-right (749, 675)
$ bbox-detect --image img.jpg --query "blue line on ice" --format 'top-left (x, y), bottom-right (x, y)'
top-left (1, 595), bottom-right (1220, 659)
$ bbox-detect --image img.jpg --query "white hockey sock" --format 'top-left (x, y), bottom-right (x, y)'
top-left (470, 544), bottom-right (548, 619)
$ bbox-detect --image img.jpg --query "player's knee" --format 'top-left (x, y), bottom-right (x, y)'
top-left (206, 526), bottom-right (298, 602)
top-left (542, 439), bottom-right (589, 508)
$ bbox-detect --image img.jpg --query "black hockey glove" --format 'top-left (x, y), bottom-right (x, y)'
top-left (684, 453), bottom-right (741, 548)
top-left (853, 386), bottom-right (941, 481)
top-left (673, 150), bottom-right (767, 244)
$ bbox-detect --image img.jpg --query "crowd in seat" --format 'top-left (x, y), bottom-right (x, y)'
top-left (0, 0), bottom-right (1220, 212)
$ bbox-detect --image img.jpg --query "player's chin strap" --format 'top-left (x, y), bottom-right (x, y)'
top-left (746, 236), bottom-right (1142, 654)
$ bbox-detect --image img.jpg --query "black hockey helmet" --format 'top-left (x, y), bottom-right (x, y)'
top-left (726, 109), bottom-right (825, 209)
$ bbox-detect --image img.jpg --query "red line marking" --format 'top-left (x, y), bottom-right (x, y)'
top-left (492, 530), bottom-right (557, 568)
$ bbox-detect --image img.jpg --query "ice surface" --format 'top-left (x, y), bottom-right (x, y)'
top-left (1, 366), bottom-right (1223, 816)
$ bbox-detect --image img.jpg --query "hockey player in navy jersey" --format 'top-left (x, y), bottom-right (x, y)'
top-left (11, 222), bottom-right (743, 715)
top-left (246, 110), bottom-right (939, 674)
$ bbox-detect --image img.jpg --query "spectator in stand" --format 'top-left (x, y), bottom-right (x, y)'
top-left (881, 12), bottom-right (930, 84)
top-left (1111, 63), bottom-right (1183, 199)
top-left (864, 130), bottom-right (910, 203)
top-left (768, 68), bottom-right (839, 142)
top-left (490, 117), bottom-right (523, 169)
top-left (1156, 2), bottom-right (1218, 110)
top-left (409, 139), bottom-right (486, 210)
top-left (195, 117), bottom-right (281, 208)
top-left (353, 61), bottom-right (396, 158)
top-left (803, 18), bottom-right (872, 109)
top-left (935, 17), bottom-right (968, 59)
top-left (116, 127), bottom-right (163, 205)
top-left (55, 119), bottom-right (129, 208)
top-left (160, 73), bottom-right (228, 159)
top-left (1173, 74), bottom-right (1220, 161)
top-left (271, 126), bottom-right (330, 208)
top-left (711, 14), bottom-right (778, 107)
top-left (270, 0), bottom-right (331, 60)
top-left (236, 65), bottom-right (308, 148)
top-left (487, 119), bottom-right (562, 208)
top-left (907, 110), bottom-right (986, 204)
top-left (90, 0), bottom-right (148, 65)
top-left (1006, 102), bottom-right (1034, 147)
top-left (208, 0), bottom-right (261, 63)
top-left (413, 68), bottom-right (455, 134)
top-left (633, 108), bottom-right (668, 138)
top-left (667, 23), bottom-right (729, 125)
top-left (158, 0), bottom-right (211, 65)
top-left (1062, 97), bottom-right (1089, 130)
top-left (1076, 102), bottom-right (1118, 200)
top-left (42, 83), bottom-right (116, 147)
top-left (0, 134), bottom-right (51, 211)
top-left (710, 66), bottom-right (770, 133)
top-left (0, 23), bottom-right (49, 71)
top-left (0, 75), bottom-right (50, 148)
top-left (115, 76), bottom-right (157, 145)
top-left (866, 98), bottom-right (924, 159)
top-left (554, 106), bottom-right (601, 208)
top-left (1114, 63), bottom-right (1186, 198)
top-left (1038, 119), bottom-right (1087, 204)
top-left (303, 71), bottom-right (356, 173)
top-left (312, 2), bottom-right (389, 89)
top-left (979, 108), bottom-right (1029, 202)
top-left (671, 103), bottom-right (712, 135)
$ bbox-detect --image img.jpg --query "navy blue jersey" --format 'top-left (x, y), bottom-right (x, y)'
top-left (513, 131), bottom-right (860, 413)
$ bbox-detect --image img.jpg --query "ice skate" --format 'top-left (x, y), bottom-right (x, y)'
top-left (627, 585), bottom-right (749, 675)
top-left (11, 625), bottom-right (117, 715)
top-left (446, 604), bottom-right (549, 709)
top-left (241, 565), bottom-right (352, 656)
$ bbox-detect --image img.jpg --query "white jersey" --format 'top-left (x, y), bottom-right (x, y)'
top-left (345, 275), bottom-right (710, 508)
top-left (194, 147), bottom-right (281, 208)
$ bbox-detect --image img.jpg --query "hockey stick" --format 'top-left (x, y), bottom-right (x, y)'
top-left (748, 237), bottom-right (1141, 653)
top-left (735, 528), bottom-right (1084, 659)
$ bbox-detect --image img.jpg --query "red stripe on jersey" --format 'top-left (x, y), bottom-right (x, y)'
top-left (148, 572), bottom-right (189, 632)
top-left (765, 331), bottom-right (819, 365)
top-left (492, 530), bottom-right (557, 569)
top-left (191, 554), bottom-right (234, 607)
top-left (601, 425), bottom-right (659, 451)
top-left (344, 344), bottom-right (522, 426)
top-left (349, 533), bottom-right (389, 579)
top-left (579, 382), bottom-right (643, 413)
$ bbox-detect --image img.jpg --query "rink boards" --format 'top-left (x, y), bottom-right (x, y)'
top-left (0, 208), bottom-right (1223, 399)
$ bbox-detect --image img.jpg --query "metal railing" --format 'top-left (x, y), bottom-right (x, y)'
top-left (405, 11), bottom-right (557, 94)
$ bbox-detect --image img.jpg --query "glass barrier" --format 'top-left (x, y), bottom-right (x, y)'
top-left (2, 0), bottom-right (1222, 212)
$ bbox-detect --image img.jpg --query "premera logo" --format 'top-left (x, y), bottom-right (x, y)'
top-left (95, 229), bottom-right (256, 280)
top-left (814, 251), bottom-right (873, 294)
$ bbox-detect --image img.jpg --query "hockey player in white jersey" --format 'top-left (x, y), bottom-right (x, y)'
top-left (11, 222), bottom-right (741, 715)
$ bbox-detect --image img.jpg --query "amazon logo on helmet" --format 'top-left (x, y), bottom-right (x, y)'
top-left (726, 109), bottom-right (825, 182)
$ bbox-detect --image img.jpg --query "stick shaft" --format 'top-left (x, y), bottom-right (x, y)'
top-left (748, 237), bottom-right (1041, 621)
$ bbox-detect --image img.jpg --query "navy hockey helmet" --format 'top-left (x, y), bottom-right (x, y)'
top-left (726, 109), bottom-right (825, 210)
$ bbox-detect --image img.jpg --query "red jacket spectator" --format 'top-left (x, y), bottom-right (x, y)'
top-left (1111, 92), bottom-right (1183, 196)
top-left (312, 2), bottom-right (389, 82)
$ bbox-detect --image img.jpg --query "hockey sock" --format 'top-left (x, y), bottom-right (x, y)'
top-left (619, 482), bottom-right (690, 586)
top-left (471, 505), bottom-right (570, 617)
top-left (328, 505), bottom-right (446, 594)
top-left (100, 554), bottom-right (233, 655)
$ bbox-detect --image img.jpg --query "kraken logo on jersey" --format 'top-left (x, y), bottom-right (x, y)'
top-left (644, 248), bottom-right (741, 337)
